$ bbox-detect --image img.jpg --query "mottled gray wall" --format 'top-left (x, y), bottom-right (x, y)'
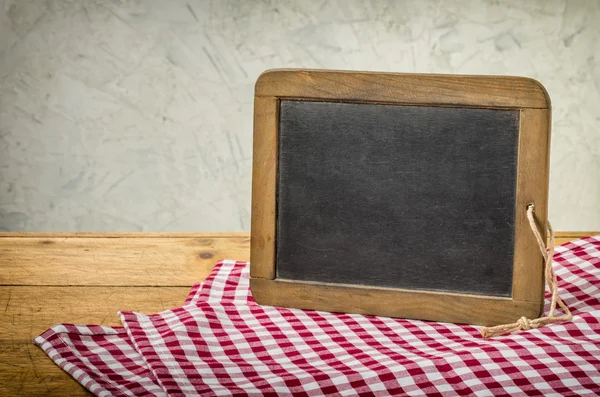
top-left (1, 0), bottom-right (599, 232)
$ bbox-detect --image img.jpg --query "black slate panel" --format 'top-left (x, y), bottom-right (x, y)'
top-left (275, 100), bottom-right (520, 297)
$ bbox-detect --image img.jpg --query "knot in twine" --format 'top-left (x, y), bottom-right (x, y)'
top-left (480, 204), bottom-right (572, 338)
top-left (517, 316), bottom-right (533, 331)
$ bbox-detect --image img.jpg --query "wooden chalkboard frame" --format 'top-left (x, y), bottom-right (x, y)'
top-left (250, 69), bottom-right (551, 326)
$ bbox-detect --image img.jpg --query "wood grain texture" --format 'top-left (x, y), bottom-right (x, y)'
top-left (0, 236), bottom-right (249, 286)
top-left (255, 69), bottom-right (550, 109)
top-left (0, 232), bottom-right (595, 396)
top-left (251, 278), bottom-right (541, 327)
top-left (250, 96), bottom-right (278, 280)
top-left (0, 343), bottom-right (90, 396)
top-left (554, 232), bottom-right (599, 244)
top-left (0, 286), bottom-right (192, 340)
top-left (511, 108), bottom-right (552, 306)
top-left (0, 286), bottom-right (191, 396)
top-left (0, 232), bottom-right (249, 238)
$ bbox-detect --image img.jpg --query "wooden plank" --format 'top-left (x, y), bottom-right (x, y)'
top-left (1, 231), bottom-right (592, 240)
top-left (0, 233), bottom-right (594, 288)
top-left (0, 232), bottom-right (249, 238)
top-left (554, 232), bottom-right (599, 246)
top-left (0, 286), bottom-right (191, 396)
top-left (251, 278), bottom-right (541, 327)
top-left (255, 69), bottom-right (550, 109)
top-left (0, 344), bottom-right (90, 396)
top-left (511, 108), bottom-right (551, 306)
top-left (250, 96), bottom-right (278, 280)
top-left (0, 286), bottom-right (192, 340)
top-left (0, 236), bottom-right (249, 286)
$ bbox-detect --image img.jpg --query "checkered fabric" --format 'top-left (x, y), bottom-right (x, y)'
top-left (35, 235), bottom-right (600, 396)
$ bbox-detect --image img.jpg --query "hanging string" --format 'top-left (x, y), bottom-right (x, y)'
top-left (480, 204), bottom-right (572, 338)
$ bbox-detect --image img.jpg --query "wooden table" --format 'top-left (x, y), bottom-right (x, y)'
top-left (0, 232), bottom-right (594, 396)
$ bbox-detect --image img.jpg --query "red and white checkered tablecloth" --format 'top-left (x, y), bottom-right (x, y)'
top-left (35, 235), bottom-right (600, 396)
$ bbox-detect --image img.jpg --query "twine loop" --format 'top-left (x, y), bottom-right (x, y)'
top-left (480, 204), bottom-right (572, 338)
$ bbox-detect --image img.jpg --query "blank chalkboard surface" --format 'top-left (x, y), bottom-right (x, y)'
top-left (276, 100), bottom-right (519, 297)
top-left (250, 69), bottom-right (551, 326)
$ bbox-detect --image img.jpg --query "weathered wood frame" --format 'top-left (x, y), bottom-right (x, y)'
top-left (250, 69), bottom-right (551, 326)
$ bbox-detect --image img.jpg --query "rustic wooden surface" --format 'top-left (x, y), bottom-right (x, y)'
top-left (0, 232), bottom-right (594, 396)
top-left (250, 96), bottom-right (278, 280)
top-left (0, 234), bottom-right (249, 286)
top-left (512, 108), bottom-right (552, 307)
top-left (0, 233), bottom-right (249, 396)
top-left (255, 69), bottom-right (550, 108)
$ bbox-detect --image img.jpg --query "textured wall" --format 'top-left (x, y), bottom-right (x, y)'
top-left (0, 0), bottom-right (599, 232)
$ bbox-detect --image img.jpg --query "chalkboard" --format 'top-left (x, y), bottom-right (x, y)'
top-left (250, 69), bottom-right (551, 326)
top-left (276, 100), bottom-right (519, 297)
